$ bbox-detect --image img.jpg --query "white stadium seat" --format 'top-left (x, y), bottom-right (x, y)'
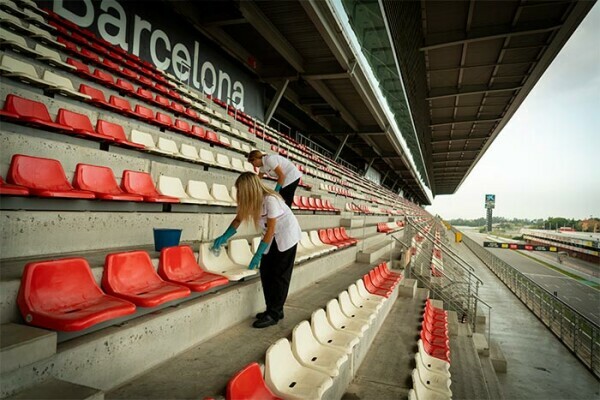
top-left (310, 309), bottom-right (359, 355)
top-left (291, 320), bottom-right (348, 377)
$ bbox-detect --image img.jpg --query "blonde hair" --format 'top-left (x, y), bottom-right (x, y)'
top-left (235, 172), bottom-right (281, 228)
top-left (247, 150), bottom-right (263, 162)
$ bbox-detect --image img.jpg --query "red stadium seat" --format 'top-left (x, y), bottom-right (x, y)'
top-left (93, 69), bottom-right (116, 87)
top-left (155, 94), bottom-right (170, 107)
top-left (103, 251), bottom-right (191, 307)
top-left (109, 96), bottom-right (135, 115)
top-left (121, 170), bottom-right (179, 203)
top-left (79, 84), bottom-right (121, 112)
top-left (191, 125), bottom-right (207, 139)
top-left (136, 87), bottom-right (154, 101)
top-left (318, 229), bottom-right (336, 247)
top-left (115, 78), bottom-right (135, 94)
top-left (339, 227), bottom-right (357, 245)
top-left (0, 176), bottom-right (29, 196)
top-left (154, 83), bottom-right (169, 95)
top-left (301, 196), bottom-right (311, 210)
top-left (102, 57), bottom-right (121, 73)
top-left (420, 330), bottom-right (450, 362)
top-left (226, 362), bottom-right (281, 400)
top-left (205, 130), bottom-right (221, 145)
top-left (121, 67), bottom-right (138, 80)
top-left (17, 258), bottom-right (136, 331)
top-left (363, 274), bottom-right (391, 298)
top-left (67, 58), bottom-right (95, 80)
top-left (96, 120), bottom-right (145, 149)
top-left (368, 269), bottom-right (396, 291)
top-left (292, 196), bottom-right (303, 210)
top-left (173, 119), bottom-right (191, 134)
top-left (170, 101), bottom-right (185, 114)
top-left (333, 228), bottom-right (354, 246)
top-left (159, 245), bottom-right (229, 292)
top-left (155, 112), bottom-right (173, 128)
top-left (74, 164), bottom-right (143, 201)
top-left (7, 154), bottom-right (95, 199)
top-left (0, 95), bottom-right (72, 132)
top-left (133, 104), bottom-right (155, 121)
top-left (56, 109), bottom-right (114, 141)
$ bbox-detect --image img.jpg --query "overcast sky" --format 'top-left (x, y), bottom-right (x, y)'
top-left (426, 3), bottom-right (600, 221)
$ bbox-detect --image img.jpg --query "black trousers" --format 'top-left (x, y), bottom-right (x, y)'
top-left (279, 178), bottom-right (300, 208)
top-left (259, 240), bottom-right (297, 320)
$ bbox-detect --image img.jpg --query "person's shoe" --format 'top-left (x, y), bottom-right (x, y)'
top-left (252, 314), bottom-right (278, 329)
top-left (255, 311), bottom-right (284, 320)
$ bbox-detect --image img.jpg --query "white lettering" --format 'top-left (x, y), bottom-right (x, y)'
top-left (192, 41), bottom-right (201, 89)
top-left (232, 81), bottom-right (244, 111)
top-left (54, 0), bottom-right (94, 27)
top-left (132, 15), bottom-right (151, 56)
top-left (172, 43), bottom-right (191, 80)
top-left (201, 61), bottom-right (216, 95)
top-left (150, 29), bottom-right (171, 70)
top-left (217, 70), bottom-right (231, 102)
top-left (98, 0), bottom-right (128, 51)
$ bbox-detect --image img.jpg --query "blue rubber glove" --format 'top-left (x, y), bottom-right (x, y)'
top-left (211, 225), bottom-right (237, 251)
top-left (274, 183), bottom-right (282, 192)
top-left (249, 241), bottom-right (269, 270)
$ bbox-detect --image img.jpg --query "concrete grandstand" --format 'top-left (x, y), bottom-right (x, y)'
top-left (0, 0), bottom-right (597, 399)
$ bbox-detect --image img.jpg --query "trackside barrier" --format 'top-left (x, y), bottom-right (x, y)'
top-left (458, 229), bottom-right (600, 378)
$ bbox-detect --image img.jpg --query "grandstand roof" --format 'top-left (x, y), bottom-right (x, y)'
top-left (166, 0), bottom-right (593, 202)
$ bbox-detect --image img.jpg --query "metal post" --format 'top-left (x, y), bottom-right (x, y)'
top-left (265, 79), bottom-right (289, 125)
top-left (363, 158), bottom-right (375, 176)
top-left (334, 134), bottom-right (350, 161)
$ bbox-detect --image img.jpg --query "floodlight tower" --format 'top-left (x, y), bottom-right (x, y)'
top-left (485, 194), bottom-right (495, 232)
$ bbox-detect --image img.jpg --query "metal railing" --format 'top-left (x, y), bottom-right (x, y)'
top-left (399, 218), bottom-right (491, 335)
top-left (459, 230), bottom-right (600, 378)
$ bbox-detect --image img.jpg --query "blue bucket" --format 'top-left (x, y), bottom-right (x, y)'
top-left (153, 228), bottom-right (182, 251)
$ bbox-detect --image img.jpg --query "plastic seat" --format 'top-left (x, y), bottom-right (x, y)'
top-left (121, 170), bottom-right (179, 203)
top-left (0, 94), bottom-right (71, 131)
top-left (339, 228), bottom-right (357, 245)
top-left (109, 96), bottom-right (136, 115)
top-left (363, 274), bottom-right (392, 298)
top-left (206, 130), bottom-right (221, 145)
top-left (420, 331), bottom-right (451, 363)
top-left (310, 309), bottom-right (359, 355)
top-left (74, 164), bottom-right (143, 201)
top-left (115, 78), bottom-right (135, 94)
top-left (292, 196), bottom-right (303, 210)
top-left (133, 104), bottom-right (155, 122)
top-left (369, 270), bottom-right (396, 291)
top-left (326, 299), bottom-right (368, 337)
top-left (265, 338), bottom-right (333, 400)
top-left (177, 143), bottom-right (199, 161)
top-left (96, 120), bottom-right (145, 149)
top-left (56, 109), bottom-right (113, 141)
top-left (215, 153), bottom-right (233, 170)
top-left (347, 284), bottom-right (382, 312)
top-left (7, 154), bottom-right (95, 199)
top-left (415, 358), bottom-right (452, 395)
top-left (227, 239), bottom-right (255, 266)
top-left (0, 53), bottom-right (52, 88)
top-left (231, 158), bottom-right (245, 172)
top-left (417, 339), bottom-right (450, 374)
top-left (299, 232), bottom-right (327, 257)
top-left (338, 291), bottom-right (375, 323)
top-left (198, 243), bottom-right (257, 281)
top-left (34, 43), bottom-right (73, 70)
top-left (226, 362), bottom-right (281, 400)
top-left (0, 26), bottom-right (38, 55)
top-left (17, 258), bottom-right (136, 331)
top-left (157, 137), bottom-right (180, 155)
top-left (155, 111), bottom-right (173, 128)
top-left (309, 230), bottom-right (336, 253)
top-left (199, 148), bottom-right (217, 165)
top-left (79, 84), bottom-right (121, 112)
top-left (334, 228), bottom-right (354, 246)
top-left (158, 245), bottom-right (229, 292)
top-left (410, 369), bottom-right (450, 400)
top-left (211, 183), bottom-right (236, 206)
top-left (0, 175), bottom-right (29, 196)
top-left (174, 119), bottom-right (191, 134)
top-left (292, 320), bottom-right (348, 377)
top-left (186, 180), bottom-right (215, 204)
top-left (103, 251), bottom-right (190, 307)
top-left (158, 175), bottom-right (203, 204)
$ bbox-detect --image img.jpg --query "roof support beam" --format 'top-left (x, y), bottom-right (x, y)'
top-left (239, 1), bottom-right (305, 72)
top-left (430, 117), bottom-right (503, 127)
top-left (420, 23), bottom-right (562, 51)
top-left (334, 134), bottom-right (350, 161)
top-left (431, 135), bottom-right (489, 144)
top-left (264, 79), bottom-right (289, 125)
top-left (432, 149), bottom-right (479, 156)
top-left (363, 158), bottom-right (375, 176)
top-left (302, 72), bottom-right (349, 80)
top-left (427, 85), bottom-right (522, 100)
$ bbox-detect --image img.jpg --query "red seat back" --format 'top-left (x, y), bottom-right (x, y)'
top-left (319, 229), bottom-right (331, 244)
top-left (93, 68), bottom-right (114, 84)
top-left (171, 102), bottom-right (184, 113)
top-left (340, 227), bottom-right (351, 240)
top-left (308, 197), bottom-right (318, 209)
top-left (96, 120), bottom-right (127, 141)
top-left (155, 95), bottom-right (170, 106)
top-left (293, 196), bottom-right (302, 207)
top-left (57, 109), bottom-right (95, 132)
top-left (67, 58), bottom-right (91, 74)
top-left (156, 112), bottom-right (173, 126)
top-left (19, 258), bottom-right (105, 314)
top-left (315, 198), bottom-right (324, 209)
top-left (103, 251), bottom-right (165, 295)
top-left (110, 96), bottom-right (132, 112)
top-left (206, 131), bottom-right (219, 142)
top-left (79, 84), bottom-right (107, 102)
top-left (185, 108), bottom-right (198, 119)
top-left (175, 119), bottom-right (191, 132)
top-left (326, 228), bottom-right (338, 243)
top-left (121, 68), bottom-right (137, 79)
top-left (226, 362), bottom-right (281, 400)
top-left (74, 164), bottom-right (122, 195)
top-left (191, 125), bottom-right (206, 138)
top-left (135, 105), bottom-right (154, 119)
top-left (8, 154), bottom-right (74, 191)
top-left (333, 227), bottom-right (345, 242)
top-left (3, 95), bottom-right (53, 122)
top-left (301, 196), bottom-right (310, 209)
top-left (137, 87), bottom-right (153, 100)
top-left (159, 245), bottom-right (204, 282)
top-left (121, 170), bottom-right (160, 197)
top-left (116, 79), bottom-right (134, 92)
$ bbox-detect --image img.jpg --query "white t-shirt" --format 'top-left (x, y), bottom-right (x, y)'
top-left (260, 154), bottom-right (302, 188)
top-left (260, 195), bottom-right (302, 254)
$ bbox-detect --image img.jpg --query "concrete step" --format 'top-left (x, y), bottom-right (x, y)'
top-left (473, 332), bottom-right (490, 356)
top-left (398, 278), bottom-right (418, 298)
top-left (1, 324), bottom-right (56, 374)
top-left (340, 217), bottom-right (364, 228)
top-left (356, 240), bottom-right (393, 264)
top-left (357, 232), bottom-right (387, 249)
top-left (349, 225), bottom-right (377, 238)
top-left (6, 378), bottom-right (103, 400)
top-left (489, 339), bottom-right (507, 373)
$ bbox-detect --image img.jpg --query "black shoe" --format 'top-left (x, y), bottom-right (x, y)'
top-left (256, 311), bottom-right (284, 320)
top-left (252, 314), bottom-right (278, 329)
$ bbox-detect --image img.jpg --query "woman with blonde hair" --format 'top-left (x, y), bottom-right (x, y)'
top-left (211, 172), bottom-right (301, 328)
top-left (247, 149), bottom-right (302, 208)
